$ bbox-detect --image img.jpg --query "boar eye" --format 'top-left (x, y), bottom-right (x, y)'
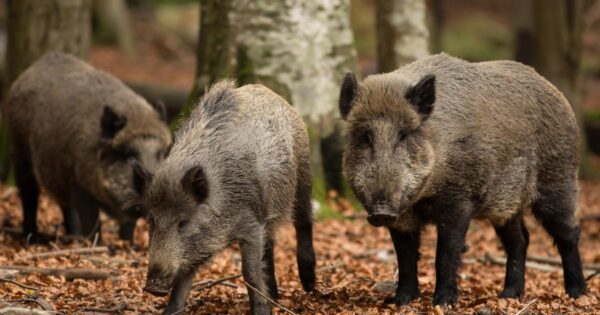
top-left (398, 132), bottom-right (407, 142)
top-left (177, 219), bottom-right (189, 232)
top-left (355, 130), bottom-right (372, 148)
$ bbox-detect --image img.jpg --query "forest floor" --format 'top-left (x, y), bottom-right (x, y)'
top-left (0, 183), bottom-right (599, 315)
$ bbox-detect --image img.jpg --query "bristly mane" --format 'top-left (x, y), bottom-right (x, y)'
top-left (175, 80), bottom-right (240, 141)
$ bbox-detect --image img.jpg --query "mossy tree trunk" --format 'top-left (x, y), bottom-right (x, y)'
top-left (532, 0), bottom-right (598, 180)
top-left (0, 0), bottom-right (92, 182)
top-left (175, 0), bottom-right (234, 129)
top-left (375, 0), bottom-right (429, 72)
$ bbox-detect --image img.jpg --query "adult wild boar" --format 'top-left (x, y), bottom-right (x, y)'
top-left (136, 81), bottom-right (316, 315)
top-left (339, 53), bottom-right (586, 306)
top-left (6, 52), bottom-right (172, 242)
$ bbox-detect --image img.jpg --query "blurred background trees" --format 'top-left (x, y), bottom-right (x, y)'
top-left (0, 0), bottom-right (599, 210)
top-left (0, 0), bottom-right (92, 181)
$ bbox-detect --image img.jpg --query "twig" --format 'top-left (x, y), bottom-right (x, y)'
top-left (10, 297), bottom-right (53, 311)
top-left (585, 270), bottom-right (600, 281)
top-left (0, 277), bottom-right (39, 291)
top-left (23, 247), bottom-right (109, 259)
top-left (79, 303), bottom-right (127, 314)
top-left (483, 254), bottom-right (560, 273)
top-left (515, 298), bottom-right (537, 315)
top-left (0, 266), bottom-right (111, 281)
top-left (0, 307), bottom-right (58, 315)
top-left (192, 273), bottom-right (241, 289)
top-left (243, 280), bottom-right (297, 315)
top-left (528, 255), bottom-right (600, 271)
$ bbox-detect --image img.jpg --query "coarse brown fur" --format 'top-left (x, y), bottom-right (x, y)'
top-left (340, 53), bottom-right (586, 306)
top-left (138, 80), bottom-right (316, 315)
top-left (6, 52), bottom-right (172, 241)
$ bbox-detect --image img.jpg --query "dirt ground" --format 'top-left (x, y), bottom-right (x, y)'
top-left (0, 182), bottom-right (599, 315)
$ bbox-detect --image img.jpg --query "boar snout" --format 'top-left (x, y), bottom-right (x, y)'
top-left (144, 266), bottom-right (174, 297)
top-left (366, 205), bottom-right (397, 227)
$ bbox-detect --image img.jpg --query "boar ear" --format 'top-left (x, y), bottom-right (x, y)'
top-left (101, 106), bottom-right (127, 140)
top-left (339, 72), bottom-right (358, 120)
top-left (150, 100), bottom-right (167, 122)
top-left (182, 166), bottom-right (209, 203)
top-left (405, 74), bottom-right (436, 116)
top-left (131, 160), bottom-right (152, 196)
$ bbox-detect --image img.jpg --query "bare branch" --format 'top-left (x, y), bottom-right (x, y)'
top-left (0, 277), bottom-right (38, 291)
top-left (0, 266), bottom-right (111, 281)
top-left (515, 298), bottom-right (537, 315)
top-left (243, 280), bottom-right (298, 315)
top-left (22, 247), bottom-right (109, 259)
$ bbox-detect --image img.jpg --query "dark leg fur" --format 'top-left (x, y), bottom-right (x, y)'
top-left (385, 228), bottom-right (420, 305)
top-left (118, 221), bottom-right (137, 241)
top-left (61, 206), bottom-right (82, 235)
top-left (493, 214), bottom-right (529, 298)
top-left (163, 270), bottom-right (194, 315)
top-left (70, 187), bottom-right (101, 241)
top-left (432, 201), bottom-right (472, 306)
top-left (240, 235), bottom-right (271, 315)
top-left (533, 188), bottom-right (586, 298)
top-left (14, 154), bottom-right (40, 243)
top-left (292, 162), bottom-right (316, 292)
top-left (263, 238), bottom-right (279, 299)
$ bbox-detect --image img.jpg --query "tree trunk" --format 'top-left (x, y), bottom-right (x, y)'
top-left (176, 0), bottom-right (235, 128)
top-left (513, 0), bottom-right (535, 64)
top-left (375, 0), bottom-right (429, 72)
top-left (92, 0), bottom-right (135, 55)
top-left (532, 0), bottom-right (598, 180)
top-left (429, 0), bottom-right (445, 54)
top-left (1, 0), bottom-right (92, 181)
top-left (232, 0), bottom-right (358, 197)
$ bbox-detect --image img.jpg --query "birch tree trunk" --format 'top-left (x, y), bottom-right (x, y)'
top-left (375, 0), bottom-right (429, 72)
top-left (532, 0), bottom-right (598, 180)
top-left (1, 0), bottom-right (92, 181)
top-left (232, 0), bottom-right (358, 196)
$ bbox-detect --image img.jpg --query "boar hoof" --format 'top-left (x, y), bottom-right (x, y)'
top-left (143, 284), bottom-right (170, 297)
top-left (498, 287), bottom-right (523, 299)
top-left (432, 289), bottom-right (457, 307)
top-left (367, 213), bottom-right (397, 227)
top-left (384, 292), bottom-right (418, 305)
top-left (566, 284), bottom-right (587, 299)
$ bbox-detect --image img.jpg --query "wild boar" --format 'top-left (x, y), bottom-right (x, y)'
top-left (136, 80), bottom-right (316, 315)
top-left (6, 52), bottom-right (172, 242)
top-left (339, 53), bottom-right (586, 306)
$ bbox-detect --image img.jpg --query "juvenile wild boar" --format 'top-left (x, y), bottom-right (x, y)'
top-left (6, 52), bottom-right (172, 242)
top-left (136, 81), bottom-right (316, 315)
top-left (339, 53), bottom-right (586, 306)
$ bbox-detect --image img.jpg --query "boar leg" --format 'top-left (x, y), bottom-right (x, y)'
top-left (532, 187), bottom-right (586, 298)
top-left (118, 221), bottom-right (136, 241)
top-left (163, 270), bottom-right (194, 315)
top-left (13, 151), bottom-right (40, 242)
top-left (432, 202), bottom-right (472, 306)
top-left (70, 187), bottom-right (102, 241)
top-left (61, 206), bottom-right (82, 235)
top-left (262, 238), bottom-right (279, 299)
top-left (493, 214), bottom-right (528, 298)
top-left (385, 228), bottom-right (420, 305)
top-left (240, 233), bottom-right (272, 315)
top-left (293, 159), bottom-right (316, 292)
